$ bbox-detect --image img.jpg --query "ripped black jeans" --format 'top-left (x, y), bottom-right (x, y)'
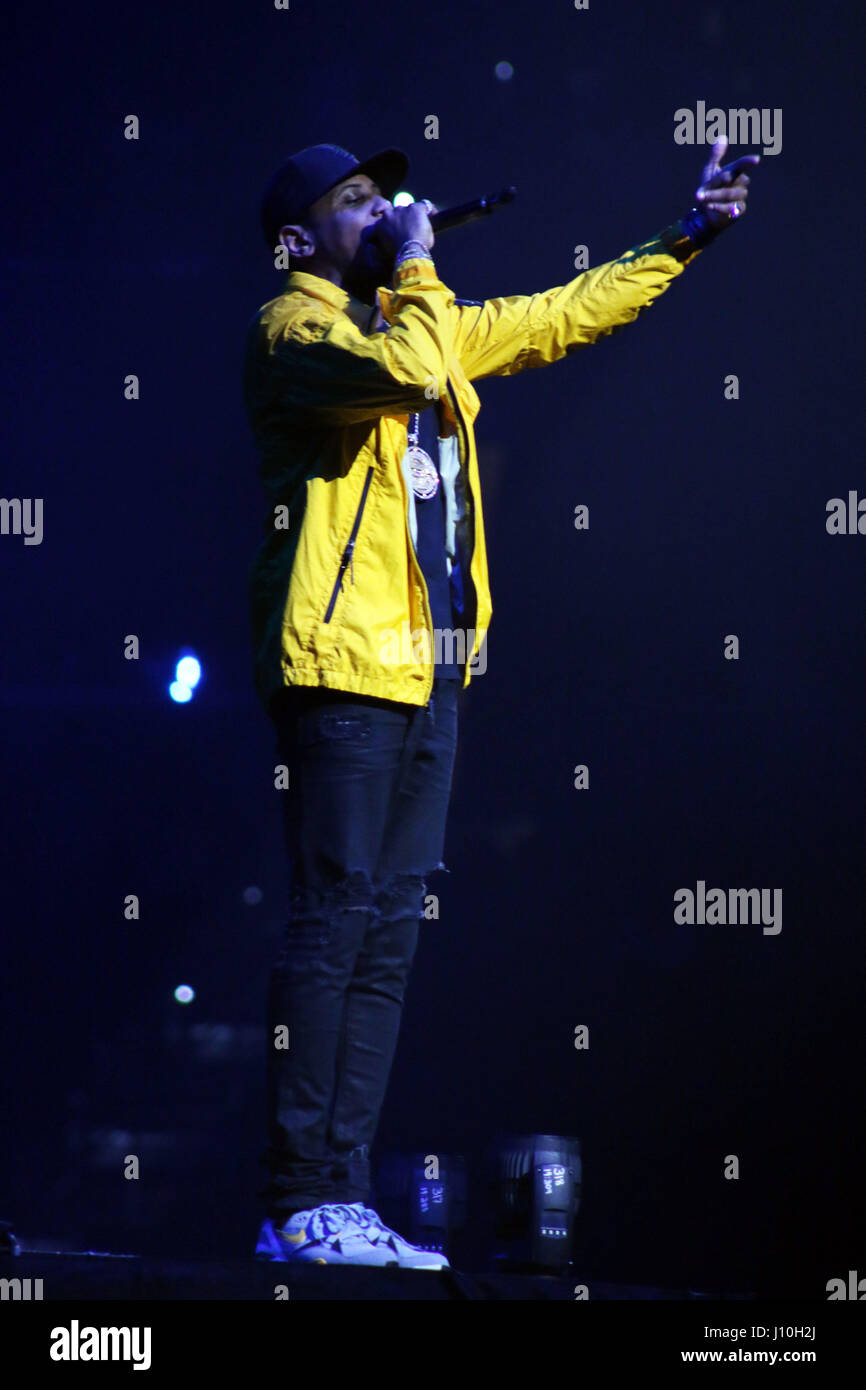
top-left (262, 675), bottom-right (460, 1219)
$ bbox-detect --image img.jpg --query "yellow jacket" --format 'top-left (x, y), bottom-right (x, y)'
top-left (243, 221), bottom-right (703, 715)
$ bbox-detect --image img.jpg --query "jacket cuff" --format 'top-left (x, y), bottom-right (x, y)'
top-left (650, 219), bottom-right (706, 262)
top-left (621, 221), bottom-right (704, 267)
top-left (676, 208), bottom-right (727, 253)
top-left (391, 255), bottom-right (440, 289)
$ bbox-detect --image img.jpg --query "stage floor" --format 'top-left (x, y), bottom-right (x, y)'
top-left (1, 1251), bottom-right (755, 1301)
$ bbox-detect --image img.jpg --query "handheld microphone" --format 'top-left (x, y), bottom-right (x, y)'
top-left (428, 186), bottom-right (517, 234)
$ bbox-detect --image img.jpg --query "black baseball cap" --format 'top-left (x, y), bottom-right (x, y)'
top-left (260, 143), bottom-right (409, 250)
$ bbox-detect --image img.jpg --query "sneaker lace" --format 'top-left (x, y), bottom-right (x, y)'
top-left (310, 1203), bottom-right (362, 1239)
top-left (345, 1204), bottom-right (388, 1235)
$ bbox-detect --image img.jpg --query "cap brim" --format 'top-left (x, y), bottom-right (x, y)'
top-left (350, 148), bottom-right (410, 202)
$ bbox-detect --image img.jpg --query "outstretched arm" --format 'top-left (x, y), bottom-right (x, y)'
top-left (453, 137), bottom-right (760, 381)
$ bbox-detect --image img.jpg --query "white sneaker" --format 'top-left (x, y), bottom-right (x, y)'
top-left (255, 1202), bottom-right (400, 1265)
top-left (345, 1204), bottom-right (451, 1269)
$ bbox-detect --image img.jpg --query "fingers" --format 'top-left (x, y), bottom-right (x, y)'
top-left (697, 183), bottom-right (746, 204)
top-left (723, 154), bottom-right (761, 178)
top-left (700, 135), bottom-right (728, 185)
top-left (697, 152), bottom-right (760, 196)
top-left (696, 163), bottom-right (755, 215)
top-left (694, 140), bottom-right (759, 221)
top-left (697, 146), bottom-right (760, 205)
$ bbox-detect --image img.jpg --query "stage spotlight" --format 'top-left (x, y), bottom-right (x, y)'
top-left (173, 985), bottom-right (195, 1005)
top-left (495, 61), bottom-right (514, 81)
top-left (393, 190), bottom-right (415, 207)
top-left (488, 1133), bottom-right (581, 1273)
top-left (169, 651), bottom-right (202, 702)
top-left (175, 656), bottom-right (201, 689)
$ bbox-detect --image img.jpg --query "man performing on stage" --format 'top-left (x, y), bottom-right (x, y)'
top-left (243, 136), bottom-right (758, 1267)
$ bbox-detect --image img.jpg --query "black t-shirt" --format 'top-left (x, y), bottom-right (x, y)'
top-left (413, 401), bottom-right (465, 681)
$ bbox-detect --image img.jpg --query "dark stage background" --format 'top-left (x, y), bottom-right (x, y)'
top-left (1, 0), bottom-right (862, 1293)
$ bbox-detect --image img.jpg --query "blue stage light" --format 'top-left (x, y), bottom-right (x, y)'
top-left (176, 656), bottom-right (201, 688)
top-left (169, 681), bottom-right (192, 703)
top-left (495, 61), bottom-right (514, 81)
top-left (174, 985), bottom-right (195, 1004)
top-left (393, 190), bottom-right (415, 207)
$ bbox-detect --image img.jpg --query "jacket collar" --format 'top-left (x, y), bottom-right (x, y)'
top-left (285, 269), bottom-right (391, 334)
top-left (281, 270), bottom-right (474, 423)
top-left (285, 269), bottom-right (350, 311)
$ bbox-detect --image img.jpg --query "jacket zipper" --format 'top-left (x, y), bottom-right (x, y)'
top-left (323, 464), bottom-right (374, 623)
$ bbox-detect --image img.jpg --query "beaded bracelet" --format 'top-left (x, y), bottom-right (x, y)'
top-left (395, 238), bottom-right (434, 266)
